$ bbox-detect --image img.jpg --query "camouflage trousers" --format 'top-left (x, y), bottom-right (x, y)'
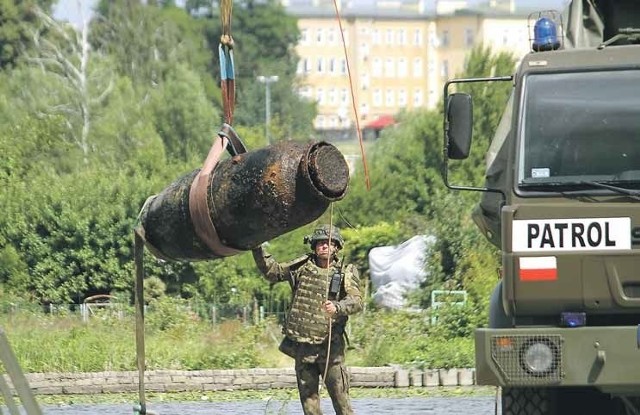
top-left (293, 335), bottom-right (353, 415)
top-left (295, 359), bottom-right (353, 415)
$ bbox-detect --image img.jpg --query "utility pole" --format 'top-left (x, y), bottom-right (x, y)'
top-left (256, 75), bottom-right (279, 145)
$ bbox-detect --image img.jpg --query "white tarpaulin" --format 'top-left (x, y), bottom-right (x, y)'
top-left (368, 235), bottom-right (435, 309)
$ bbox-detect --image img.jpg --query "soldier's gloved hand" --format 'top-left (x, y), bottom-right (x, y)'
top-left (323, 300), bottom-right (338, 316)
top-left (251, 242), bottom-right (268, 255)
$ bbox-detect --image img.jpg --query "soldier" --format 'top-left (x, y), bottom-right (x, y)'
top-left (252, 224), bottom-right (363, 415)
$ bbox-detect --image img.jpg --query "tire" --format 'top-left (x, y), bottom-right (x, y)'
top-left (502, 387), bottom-right (631, 415)
top-left (502, 387), bottom-right (554, 415)
top-left (489, 281), bottom-right (511, 328)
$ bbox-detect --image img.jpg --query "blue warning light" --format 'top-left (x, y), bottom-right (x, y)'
top-left (532, 17), bottom-right (561, 52)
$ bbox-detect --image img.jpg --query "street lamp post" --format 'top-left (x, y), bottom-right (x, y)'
top-left (257, 75), bottom-right (279, 145)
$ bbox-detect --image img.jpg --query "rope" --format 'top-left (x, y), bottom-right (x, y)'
top-left (331, 0), bottom-right (371, 190)
top-left (219, 0), bottom-right (235, 125)
top-left (322, 203), bottom-right (336, 385)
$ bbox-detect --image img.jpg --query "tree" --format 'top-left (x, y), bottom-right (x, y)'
top-left (25, 6), bottom-right (114, 163)
top-left (148, 62), bottom-right (219, 162)
top-left (204, 0), bottom-right (316, 140)
top-left (0, 0), bottom-right (55, 69)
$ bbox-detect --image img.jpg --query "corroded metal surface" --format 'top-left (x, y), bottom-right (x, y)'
top-left (139, 141), bottom-right (349, 261)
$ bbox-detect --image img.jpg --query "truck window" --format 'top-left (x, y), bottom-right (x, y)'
top-left (517, 69), bottom-right (640, 186)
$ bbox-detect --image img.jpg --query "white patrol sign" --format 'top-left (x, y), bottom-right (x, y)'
top-left (513, 217), bottom-right (631, 252)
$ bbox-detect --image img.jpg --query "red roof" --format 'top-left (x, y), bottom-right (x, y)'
top-left (363, 115), bottom-right (396, 130)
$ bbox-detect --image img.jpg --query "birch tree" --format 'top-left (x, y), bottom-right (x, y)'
top-left (26, 4), bottom-right (113, 163)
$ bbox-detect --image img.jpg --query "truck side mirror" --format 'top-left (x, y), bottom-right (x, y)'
top-left (446, 93), bottom-right (473, 160)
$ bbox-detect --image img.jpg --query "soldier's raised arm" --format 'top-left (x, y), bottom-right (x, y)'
top-left (252, 245), bottom-right (289, 283)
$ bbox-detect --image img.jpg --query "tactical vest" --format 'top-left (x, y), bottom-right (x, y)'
top-left (284, 260), bottom-right (338, 344)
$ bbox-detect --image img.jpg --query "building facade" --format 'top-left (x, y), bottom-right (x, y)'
top-left (286, 0), bottom-right (549, 135)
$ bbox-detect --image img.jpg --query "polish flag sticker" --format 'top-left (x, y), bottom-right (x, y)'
top-left (519, 256), bottom-right (557, 281)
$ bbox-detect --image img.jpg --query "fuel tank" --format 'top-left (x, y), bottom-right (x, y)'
top-left (138, 140), bottom-right (349, 261)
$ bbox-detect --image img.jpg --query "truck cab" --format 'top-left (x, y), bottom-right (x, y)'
top-left (442, 1), bottom-right (640, 413)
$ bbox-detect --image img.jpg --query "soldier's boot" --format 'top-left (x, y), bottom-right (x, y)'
top-left (324, 363), bottom-right (354, 415)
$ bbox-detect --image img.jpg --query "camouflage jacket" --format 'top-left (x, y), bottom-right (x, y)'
top-left (252, 246), bottom-right (363, 344)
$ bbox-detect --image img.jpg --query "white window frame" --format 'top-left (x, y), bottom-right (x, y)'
top-left (413, 57), bottom-right (423, 77)
top-left (385, 58), bottom-right (395, 78)
top-left (398, 88), bottom-right (407, 106)
top-left (373, 88), bottom-right (382, 107)
top-left (413, 88), bottom-right (423, 106)
top-left (385, 89), bottom-right (394, 107)
top-left (372, 58), bottom-right (382, 77)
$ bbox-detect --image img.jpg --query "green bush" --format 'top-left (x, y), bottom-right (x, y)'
top-left (410, 337), bottom-right (475, 369)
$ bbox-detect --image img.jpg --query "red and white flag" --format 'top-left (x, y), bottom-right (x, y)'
top-left (519, 256), bottom-right (557, 281)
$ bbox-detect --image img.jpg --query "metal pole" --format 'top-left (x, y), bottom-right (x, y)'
top-left (133, 230), bottom-right (147, 415)
top-left (265, 81), bottom-right (271, 145)
top-left (0, 328), bottom-right (42, 415)
top-left (0, 373), bottom-right (21, 415)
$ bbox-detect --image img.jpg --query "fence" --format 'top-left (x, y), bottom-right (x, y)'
top-left (0, 299), bottom-right (288, 326)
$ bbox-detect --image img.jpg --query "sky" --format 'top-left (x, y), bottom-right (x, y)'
top-left (54, 0), bottom-right (569, 27)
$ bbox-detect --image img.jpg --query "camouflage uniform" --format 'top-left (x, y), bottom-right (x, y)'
top-left (253, 237), bottom-right (362, 415)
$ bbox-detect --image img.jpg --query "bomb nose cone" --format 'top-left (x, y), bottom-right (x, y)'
top-left (305, 142), bottom-right (350, 201)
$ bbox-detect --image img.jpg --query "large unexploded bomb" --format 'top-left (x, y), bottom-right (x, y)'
top-left (137, 136), bottom-right (350, 261)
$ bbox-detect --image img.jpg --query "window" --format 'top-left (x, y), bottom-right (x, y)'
top-left (299, 86), bottom-right (312, 99)
top-left (385, 58), bottom-right (395, 77)
top-left (372, 29), bottom-right (380, 44)
top-left (372, 58), bottom-right (382, 77)
top-left (329, 58), bottom-right (336, 74)
top-left (316, 29), bottom-right (323, 43)
top-left (340, 59), bottom-right (347, 75)
top-left (441, 60), bottom-right (449, 79)
top-left (316, 88), bottom-right (324, 104)
top-left (360, 73), bottom-right (370, 89)
top-left (414, 29), bottom-right (423, 46)
top-left (413, 57), bottom-right (423, 77)
top-left (441, 30), bottom-right (450, 47)
top-left (342, 29), bottom-right (349, 45)
top-left (360, 102), bottom-right (369, 118)
top-left (301, 28), bottom-right (309, 44)
top-left (328, 88), bottom-right (336, 104)
top-left (315, 115), bottom-right (325, 129)
top-left (413, 88), bottom-right (423, 106)
top-left (385, 89), bottom-right (394, 107)
top-left (428, 58), bottom-right (435, 74)
top-left (464, 28), bottom-right (474, 47)
top-left (359, 43), bottom-right (370, 59)
top-left (429, 28), bottom-right (437, 47)
top-left (317, 58), bottom-right (325, 74)
top-left (373, 89), bottom-right (382, 107)
top-left (340, 88), bottom-right (348, 104)
top-left (519, 70), bottom-right (640, 184)
top-left (398, 58), bottom-right (407, 77)
top-left (398, 89), bottom-right (407, 106)
top-left (398, 29), bottom-right (406, 45)
top-left (302, 58), bottom-right (311, 74)
top-left (386, 29), bottom-right (394, 45)
top-left (328, 28), bottom-right (335, 43)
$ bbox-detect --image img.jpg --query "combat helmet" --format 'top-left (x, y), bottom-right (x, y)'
top-left (305, 224), bottom-right (344, 249)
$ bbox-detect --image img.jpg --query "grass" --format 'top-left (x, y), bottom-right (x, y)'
top-left (0, 306), bottom-right (476, 373)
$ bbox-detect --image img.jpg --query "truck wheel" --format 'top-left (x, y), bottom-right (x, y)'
top-left (489, 281), bottom-right (511, 328)
top-left (502, 387), bottom-right (554, 415)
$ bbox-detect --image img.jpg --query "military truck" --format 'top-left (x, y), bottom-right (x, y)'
top-left (442, 0), bottom-right (640, 413)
